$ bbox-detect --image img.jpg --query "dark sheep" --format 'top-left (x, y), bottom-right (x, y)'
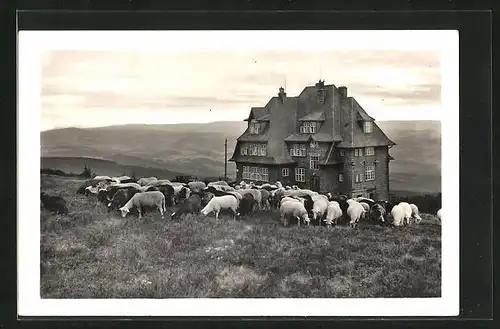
top-left (40, 192), bottom-right (69, 214)
top-left (330, 194), bottom-right (349, 224)
top-left (204, 186), bottom-right (235, 198)
top-left (108, 187), bottom-right (140, 212)
top-left (119, 178), bottom-right (137, 184)
top-left (157, 184), bottom-right (175, 207)
top-left (201, 192), bottom-right (215, 207)
top-left (302, 195), bottom-right (314, 218)
top-left (171, 194), bottom-right (202, 220)
top-left (237, 193), bottom-right (255, 217)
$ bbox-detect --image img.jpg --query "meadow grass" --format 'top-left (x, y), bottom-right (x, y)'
top-left (40, 175), bottom-right (441, 298)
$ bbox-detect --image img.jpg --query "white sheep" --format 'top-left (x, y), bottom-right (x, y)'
top-left (280, 196), bottom-right (303, 206)
top-left (119, 191), bottom-right (166, 219)
top-left (201, 195), bottom-right (239, 221)
top-left (398, 202), bottom-right (413, 225)
top-left (149, 179), bottom-right (171, 187)
top-left (437, 208), bottom-right (442, 222)
top-left (391, 204), bottom-right (406, 227)
top-left (280, 200), bottom-right (310, 227)
top-left (312, 197), bottom-right (329, 224)
top-left (275, 181), bottom-right (283, 189)
top-left (226, 190), bottom-right (243, 201)
top-left (347, 200), bottom-right (366, 228)
top-left (285, 185), bottom-right (291, 190)
top-left (93, 175), bottom-right (112, 181)
top-left (208, 181), bottom-right (229, 187)
top-left (187, 181), bottom-right (206, 193)
top-left (324, 201), bottom-right (343, 226)
top-left (137, 177), bottom-right (158, 186)
top-left (112, 182), bottom-right (141, 190)
top-left (111, 175), bottom-right (131, 183)
top-left (410, 203), bottom-right (422, 223)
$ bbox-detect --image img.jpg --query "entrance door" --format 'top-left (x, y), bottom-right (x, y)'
top-left (310, 175), bottom-right (320, 192)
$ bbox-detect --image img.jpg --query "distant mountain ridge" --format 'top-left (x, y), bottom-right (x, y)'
top-left (41, 120), bottom-right (441, 193)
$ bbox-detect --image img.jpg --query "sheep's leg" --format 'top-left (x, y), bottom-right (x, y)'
top-left (215, 211), bottom-right (219, 221)
top-left (137, 207), bottom-right (142, 220)
top-left (283, 215), bottom-right (288, 227)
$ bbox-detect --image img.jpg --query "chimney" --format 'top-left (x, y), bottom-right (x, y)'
top-left (338, 86), bottom-right (347, 98)
top-left (278, 86), bottom-right (286, 102)
top-left (316, 79), bottom-right (326, 104)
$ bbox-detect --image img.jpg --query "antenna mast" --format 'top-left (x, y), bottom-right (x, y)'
top-left (224, 138), bottom-right (228, 181)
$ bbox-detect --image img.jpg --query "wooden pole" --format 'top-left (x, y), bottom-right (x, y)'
top-left (224, 138), bottom-right (228, 181)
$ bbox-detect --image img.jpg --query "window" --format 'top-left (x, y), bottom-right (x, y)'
top-left (354, 173), bottom-right (363, 183)
top-left (365, 165), bottom-right (375, 181)
top-left (290, 143), bottom-right (307, 157)
top-left (340, 150), bottom-right (345, 157)
top-left (365, 147), bottom-right (375, 156)
top-left (282, 168), bottom-right (289, 177)
top-left (295, 167), bottom-right (306, 182)
top-left (249, 120), bottom-right (260, 134)
top-left (240, 144), bottom-right (248, 155)
top-left (338, 173), bottom-right (344, 182)
top-left (354, 148), bottom-right (364, 157)
top-left (363, 121), bottom-right (373, 134)
top-left (300, 121), bottom-right (317, 134)
top-left (242, 143), bottom-right (267, 156)
top-left (310, 155), bottom-right (320, 170)
top-left (242, 166), bottom-right (268, 182)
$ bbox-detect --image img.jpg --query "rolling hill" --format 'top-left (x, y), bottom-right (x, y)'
top-left (41, 120), bottom-right (441, 193)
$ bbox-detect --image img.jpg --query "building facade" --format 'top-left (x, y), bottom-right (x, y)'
top-left (229, 80), bottom-right (396, 200)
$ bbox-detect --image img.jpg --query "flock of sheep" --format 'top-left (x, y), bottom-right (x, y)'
top-left (40, 174), bottom-right (443, 228)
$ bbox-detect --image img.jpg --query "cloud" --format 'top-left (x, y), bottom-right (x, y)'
top-left (40, 50), bottom-right (442, 129)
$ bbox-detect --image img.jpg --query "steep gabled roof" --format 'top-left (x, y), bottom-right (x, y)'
top-left (244, 107), bottom-right (269, 122)
top-left (336, 119), bottom-right (396, 148)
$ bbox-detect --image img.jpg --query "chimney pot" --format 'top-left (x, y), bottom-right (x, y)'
top-left (338, 86), bottom-right (347, 98)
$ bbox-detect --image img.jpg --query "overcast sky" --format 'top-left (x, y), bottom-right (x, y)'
top-left (41, 49), bottom-right (441, 131)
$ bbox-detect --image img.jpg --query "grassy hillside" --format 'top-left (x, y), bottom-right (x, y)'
top-left (40, 175), bottom-right (441, 298)
top-left (41, 120), bottom-right (441, 193)
top-left (40, 157), bottom-right (188, 180)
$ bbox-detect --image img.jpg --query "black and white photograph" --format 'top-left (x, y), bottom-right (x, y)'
top-left (18, 30), bottom-right (459, 317)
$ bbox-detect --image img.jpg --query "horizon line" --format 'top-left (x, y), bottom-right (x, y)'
top-left (41, 118), bottom-right (441, 132)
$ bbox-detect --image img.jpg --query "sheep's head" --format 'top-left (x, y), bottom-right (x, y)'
top-left (119, 207), bottom-right (129, 218)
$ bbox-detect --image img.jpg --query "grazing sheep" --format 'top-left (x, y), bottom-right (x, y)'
top-left (201, 195), bottom-right (239, 221)
top-left (410, 203), bottom-right (422, 223)
top-left (347, 200), bottom-right (366, 228)
top-left (137, 177), bottom-right (158, 186)
top-left (370, 203), bottom-right (386, 225)
top-left (280, 200), bottom-right (310, 227)
top-left (119, 191), bottom-right (166, 219)
top-left (359, 202), bottom-right (370, 220)
top-left (391, 204), bottom-right (406, 227)
top-left (237, 193), bottom-right (255, 217)
top-left (84, 185), bottom-right (99, 196)
top-left (437, 208), bottom-right (442, 221)
top-left (398, 202), bottom-right (413, 225)
top-left (237, 189), bottom-right (262, 210)
top-left (312, 197), bottom-right (329, 225)
top-left (355, 197), bottom-right (375, 207)
top-left (40, 192), bottom-right (69, 214)
top-left (201, 192), bottom-right (215, 207)
top-left (171, 194), bottom-right (203, 220)
top-left (156, 184), bottom-right (175, 207)
top-left (259, 189), bottom-right (271, 210)
top-left (107, 187), bottom-right (140, 212)
top-left (324, 201), bottom-right (343, 226)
